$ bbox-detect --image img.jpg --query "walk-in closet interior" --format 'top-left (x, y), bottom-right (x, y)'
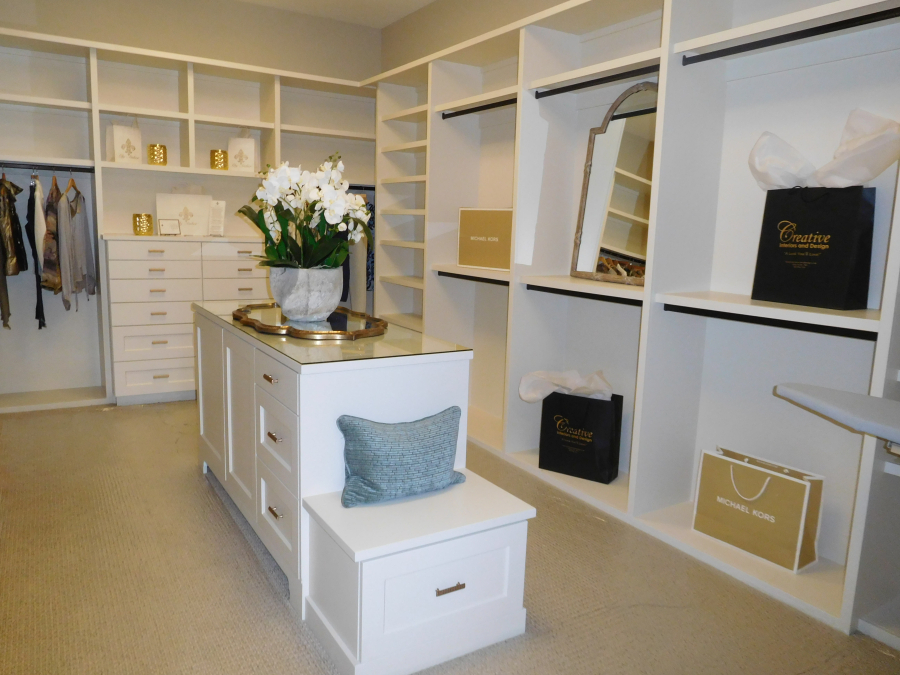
top-left (3, 0), bottom-right (900, 671)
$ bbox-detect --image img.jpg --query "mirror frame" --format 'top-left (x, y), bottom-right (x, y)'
top-left (570, 81), bottom-right (658, 283)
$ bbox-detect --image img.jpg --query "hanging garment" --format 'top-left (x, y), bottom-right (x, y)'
top-left (41, 180), bottom-right (62, 293)
top-left (25, 182), bottom-right (47, 329)
top-left (57, 187), bottom-right (96, 311)
top-left (0, 178), bottom-right (23, 277)
top-left (0, 223), bottom-right (8, 328)
top-left (33, 178), bottom-right (47, 268)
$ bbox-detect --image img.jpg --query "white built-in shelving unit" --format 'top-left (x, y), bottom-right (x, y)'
top-left (366, 0), bottom-right (900, 648)
top-left (0, 27), bottom-right (376, 413)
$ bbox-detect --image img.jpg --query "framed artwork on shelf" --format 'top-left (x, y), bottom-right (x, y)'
top-left (158, 219), bottom-right (181, 236)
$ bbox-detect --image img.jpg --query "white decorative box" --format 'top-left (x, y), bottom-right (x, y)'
top-left (228, 137), bottom-right (256, 174)
top-left (156, 194), bottom-right (212, 236)
top-left (105, 124), bottom-right (142, 164)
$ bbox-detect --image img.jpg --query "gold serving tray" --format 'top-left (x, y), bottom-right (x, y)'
top-left (232, 303), bottom-right (388, 341)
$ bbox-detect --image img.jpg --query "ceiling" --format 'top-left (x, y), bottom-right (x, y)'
top-left (234, 0), bottom-right (437, 29)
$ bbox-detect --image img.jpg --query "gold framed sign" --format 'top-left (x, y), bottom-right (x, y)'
top-left (457, 208), bottom-right (512, 271)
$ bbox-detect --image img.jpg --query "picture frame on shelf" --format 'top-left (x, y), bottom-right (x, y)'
top-left (158, 218), bottom-right (181, 236)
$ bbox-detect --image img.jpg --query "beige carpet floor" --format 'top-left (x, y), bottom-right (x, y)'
top-left (1, 401), bottom-right (898, 675)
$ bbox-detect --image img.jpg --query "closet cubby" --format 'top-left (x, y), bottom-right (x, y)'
top-left (97, 53), bottom-right (189, 116)
top-left (99, 113), bottom-right (189, 167)
top-left (281, 82), bottom-right (375, 140)
top-left (0, 41), bottom-right (90, 106)
top-left (193, 68), bottom-right (275, 126)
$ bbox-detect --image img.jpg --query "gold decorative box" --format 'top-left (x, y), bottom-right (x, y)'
top-left (132, 213), bottom-right (154, 236)
top-left (210, 149), bottom-right (228, 171)
top-left (457, 208), bottom-right (513, 271)
top-left (147, 144), bottom-right (167, 166)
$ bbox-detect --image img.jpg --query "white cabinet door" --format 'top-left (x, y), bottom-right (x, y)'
top-left (224, 332), bottom-right (257, 524)
top-left (196, 315), bottom-right (226, 479)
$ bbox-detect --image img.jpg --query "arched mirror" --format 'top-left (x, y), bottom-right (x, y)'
top-left (571, 82), bottom-right (657, 285)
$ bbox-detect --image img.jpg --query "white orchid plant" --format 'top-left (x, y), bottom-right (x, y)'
top-left (239, 154), bottom-right (372, 269)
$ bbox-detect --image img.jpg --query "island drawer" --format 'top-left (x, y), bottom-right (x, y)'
top-left (255, 350), bottom-right (298, 412)
top-left (256, 460), bottom-right (299, 579)
top-left (256, 386), bottom-right (299, 497)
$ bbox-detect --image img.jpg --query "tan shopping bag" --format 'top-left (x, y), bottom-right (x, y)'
top-left (692, 448), bottom-right (823, 571)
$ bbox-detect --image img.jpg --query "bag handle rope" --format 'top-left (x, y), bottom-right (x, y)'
top-left (730, 465), bottom-right (770, 502)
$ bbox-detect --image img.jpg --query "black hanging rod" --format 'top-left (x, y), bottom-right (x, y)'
top-left (535, 64), bottom-right (660, 100)
top-left (526, 284), bottom-right (643, 306)
top-left (348, 184), bottom-right (375, 191)
top-left (441, 98), bottom-right (517, 120)
top-left (663, 303), bottom-right (877, 341)
top-left (682, 6), bottom-right (900, 65)
top-left (610, 106), bottom-right (657, 121)
top-left (437, 270), bottom-right (509, 286)
top-left (0, 160), bottom-right (95, 174)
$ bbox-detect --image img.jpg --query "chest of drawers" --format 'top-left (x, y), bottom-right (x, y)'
top-left (104, 236), bottom-right (273, 404)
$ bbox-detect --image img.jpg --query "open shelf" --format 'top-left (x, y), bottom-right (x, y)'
top-left (615, 167), bottom-right (652, 189)
top-left (381, 175), bottom-right (427, 184)
top-left (98, 104), bottom-right (189, 121)
top-left (508, 448), bottom-right (630, 516)
top-left (637, 501), bottom-right (845, 624)
top-left (194, 114), bottom-right (274, 130)
top-left (380, 312), bottom-right (424, 333)
top-left (380, 208), bottom-right (426, 216)
top-left (0, 153), bottom-right (94, 168)
top-left (434, 85), bottom-right (519, 117)
top-left (379, 275), bottom-right (425, 290)
top-left (381, 240), bottom-right (425, 250)
top-left (280, 124), bottom-right (375, 141)
top-left (381, 139), bottom-right (428, 154)
top-left (657, 291), bottom-right (882, 336)
top-left (99, 162), bottom-right (260, 178)
top-left (0, 386), bottom-right (110, 415)
top-left (601, 243), bottom-right (646, 261)
top-left (0, 92), bottom-right (90, 111)
top-left (674, 0), bottom-right (900, 62)
top-left (530, 48), bottom-right (662, 94)
top-left (607, 207), bottom-right (650, 226)
top-left (381, 104), bottom-right (428, 123)
top-left (522, 275), bottom-right (644, 304)
top-left (433, 263), bottom-right (510, 285)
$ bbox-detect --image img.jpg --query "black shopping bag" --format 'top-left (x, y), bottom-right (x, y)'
top-left (751, 186), bottom-right (875, 310)
top-left (539, 392), bottom-right (623, 484)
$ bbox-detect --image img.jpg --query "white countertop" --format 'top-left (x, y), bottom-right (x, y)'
top-left (193, 302), bottom-right (472, 370)
top-left (303, 470), bottom-right (535, 561)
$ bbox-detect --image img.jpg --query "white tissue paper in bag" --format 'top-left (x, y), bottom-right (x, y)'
top-left (748, 132), bottom-right (817, 190)
top-left (815, 109), bottom-right (900, 188)
top-left (749, 109), bottom-right (900, 190)
top-left (519, 370), bottom-right (613, 403)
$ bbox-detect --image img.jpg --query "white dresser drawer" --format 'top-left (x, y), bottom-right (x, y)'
top-left (110, 278), bottom-right (202, 303)
top-left (202, 278), bottom-right (271, 301)
top-left (256, 386), bottom-right (299, 497)
top-left (203, 260), bottom-right (267, 278)
top-left (256, 460), bottom-right (299, 579)
top-left (113, 357), bottom-right (196, 397)
top-left (111, 301), bottom-right (194, 327)
top-left (255, 349), bottom-right (298, 412)
top-left (107, 239), bottom-right (201, 261)
top-left (108, 260), bottom-right (201, 280)
top-left (359, 521), bottom-right (528, 664)
top-left (112, 324), bottom-right (194, 362)
top-left (202, 241), bottom-right (264, 260)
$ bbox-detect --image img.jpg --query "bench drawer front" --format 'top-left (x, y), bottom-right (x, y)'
top-left (254, 349), bottom-right (298, 412)
top-left (107, 240), bottom-right (201, 261)
top-left (256, 386), bottom-right (299, 497)
top-left (360, 521), bottom-right (527, 660)
top-left (256, 460), bottom-right (299, 579)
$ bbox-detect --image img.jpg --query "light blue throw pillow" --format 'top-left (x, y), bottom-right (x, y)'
top-left (338, 406), bottom-right (466, 508)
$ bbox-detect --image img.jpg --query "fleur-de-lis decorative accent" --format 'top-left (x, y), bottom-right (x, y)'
top-left (178, 207), bottom-right (195, 224)
top-left (235, 149), bottom-right (249, 166)
top-left (121, 138), bottom-right (136, 157)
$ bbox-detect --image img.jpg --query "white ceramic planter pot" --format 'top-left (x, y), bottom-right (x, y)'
top-left (269, 267), bottom-right (343, 322)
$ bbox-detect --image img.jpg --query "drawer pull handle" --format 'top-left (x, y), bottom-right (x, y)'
top-left (267, 506), bottom-right (284, 520)
top-left (148, 249), bottom-right (165, 253)
top-left (238, 268), bottom-right (252, 272)
top-left (150, 311), bottom-right (167, 316)
top-left (151, 340), bottom-right (169, 345)
top-left (149, 268), bottom-right (166, 272)
top-left (153, 374), bottom-right (170, 379)
top-left (263, 374), bottom-right (278, 384)
top-left (436, 582), bottom-right (465, 597)
top-left (238, 287), bottom-right (253, 291)
top-left (238, 250), bottom-right (253, 255)
top-left (267, 431), bottom-right (283, 443)
top-left (150, 289), bottom-right (166, 293)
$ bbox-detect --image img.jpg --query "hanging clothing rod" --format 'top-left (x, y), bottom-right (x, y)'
top-left (0, 161), bottom-right (95, 174)
top-left (441, 98), bottom-right (517, 120)
top-left (682, 6), bottom-right (900, 65)
top-left (610, 107), bottom-right (657, 122)
top-left (348, 184), bottom-right (375, 191)
top-left (535, 65), bottom-right (660, 100)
